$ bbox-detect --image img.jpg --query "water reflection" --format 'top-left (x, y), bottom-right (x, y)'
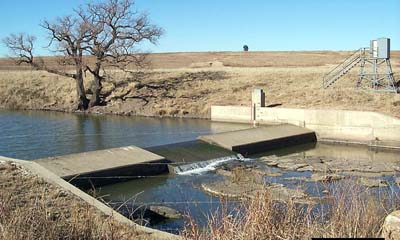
top-left (0, 110), bottom-right (250, 160)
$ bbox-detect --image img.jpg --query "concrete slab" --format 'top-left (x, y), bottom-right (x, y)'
top-left (35, 146), bottom-right (169, 188)
top-left (199, 124), bottom-right (316, 155)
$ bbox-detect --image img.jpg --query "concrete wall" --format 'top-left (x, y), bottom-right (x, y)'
top-left (211, 106), bottom-right (252, 123)
top-left (211, 106), bottom-right (400, 145)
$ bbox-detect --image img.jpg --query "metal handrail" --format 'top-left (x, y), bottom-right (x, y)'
top-left (323, 48), bottom-right (368, 88)
top-left (325, 49), bottom-right (361, 77)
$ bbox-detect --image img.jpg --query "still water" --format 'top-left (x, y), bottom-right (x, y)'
top-left (0, 110), bottom-right (248, 160)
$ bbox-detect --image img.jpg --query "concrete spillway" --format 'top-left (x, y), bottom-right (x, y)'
top-left (34, 124), bottom-right (316, 187)
top-left (35, 146), bottom-right (169, 188)
top-left (147, 140), bottom-right (235, 164)
top-left (199, 124), bottom-right (316, 155)
top-left (147, 140), bottom-right (241, 175)
top-left (35, 141), bottom-right (236, 188)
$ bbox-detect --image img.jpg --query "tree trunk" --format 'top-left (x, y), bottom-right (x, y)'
top-left (75, 69), bottom-right (89, 110)
top-left (88, 64), bottom-right (102, 108)
top-left (89, 77), bottom-right (101, 108)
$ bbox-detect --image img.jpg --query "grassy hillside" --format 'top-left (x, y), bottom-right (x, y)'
top-left (0, 51), bottom-right (399, 118)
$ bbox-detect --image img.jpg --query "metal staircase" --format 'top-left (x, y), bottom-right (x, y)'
top-left (323, 48), bottom-right (367, 89)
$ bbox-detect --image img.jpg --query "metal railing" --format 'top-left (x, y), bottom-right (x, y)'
top-left (323, 48), bottom-right (368, 88)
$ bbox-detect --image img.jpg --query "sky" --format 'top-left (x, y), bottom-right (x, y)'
top-left (0, 0), bottom-right (399, 56)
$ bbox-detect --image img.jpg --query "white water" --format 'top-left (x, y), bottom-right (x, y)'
top-left (175, 154), bottom-right (252, 175)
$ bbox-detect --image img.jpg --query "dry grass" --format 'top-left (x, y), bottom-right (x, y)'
top-left (0, 51), bottom-right (399, 118)
top-left (0, 51), bottom-right (367, 70)
top-left (182, 181), bottom-right (400, 240)
top-left (0, 161), bottom-right (159, 240)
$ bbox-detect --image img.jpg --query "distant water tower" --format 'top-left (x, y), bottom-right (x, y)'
top-left (357, 38), bottom-right (396, 92)
top-left (323, 37), bottom-right (397, 93)
top-left (243, 45), bottom-right (249, 52)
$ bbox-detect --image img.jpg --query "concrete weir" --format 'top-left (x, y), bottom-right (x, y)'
top-left (199, 125), bottom-right (317, 155)
top-left (35, 146), bottom-right (169, 188)
top-left (209, 88), bottom-right (400, 148)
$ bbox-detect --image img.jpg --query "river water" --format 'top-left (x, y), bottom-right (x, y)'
top-left (1, 110), bottom-right (399, 234)
top-left (0, 110), bottom-right (248, 160)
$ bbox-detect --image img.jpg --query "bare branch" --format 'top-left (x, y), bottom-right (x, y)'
top-left (3, 33), bottom-right (36, 65)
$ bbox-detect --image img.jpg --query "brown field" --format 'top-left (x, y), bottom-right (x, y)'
top-left (0, 51), bottom-right (399, 118)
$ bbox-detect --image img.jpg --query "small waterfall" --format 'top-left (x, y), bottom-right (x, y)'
top-left (172, 154), bottom-right (251, 175)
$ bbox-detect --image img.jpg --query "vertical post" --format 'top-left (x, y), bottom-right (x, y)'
top-left (251, 89), bottom-right (266, 126)
top-left (358, 61), bottom-right (364, 88)
top-left (357, 49), bottom-right (365, 88)
top-left (373, 59), bottom-right (378, 90)
top-left (385, 59), bottom-right (397, 92)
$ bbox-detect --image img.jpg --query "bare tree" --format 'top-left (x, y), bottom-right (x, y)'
top-left (3, 16), bottom-right (92, 110)
top-left (3, 0), bottom-right (162, 109)
top-left (40, 16), bottom-right (93, 110)
top-left (81, 0), bottom-right (163, 107)
top-left (3, 34), bottom-right (36, 66)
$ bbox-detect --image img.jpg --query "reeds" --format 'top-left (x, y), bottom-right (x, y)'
top-left (183, 180), bottom-right (400, 240)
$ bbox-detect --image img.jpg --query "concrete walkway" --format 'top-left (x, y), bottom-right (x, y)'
top-left (35, 146), bottom-right (169, 187)
top-left (199, 124), bottom-right (316, 155)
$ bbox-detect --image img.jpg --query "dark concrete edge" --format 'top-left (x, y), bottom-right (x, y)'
top-left (199, 131), bottom-right (317, 156)
top-left (231, 132), bottom-right (317, 155)
top-left (0, 156), bottom-right (181, 240)
top-left (210, 119), bottom-right (400, 151)
top-left (61, 159), bottom-right (171, 189)
top-left (319, 138), bottom-right (400, 151)
top-left (198, 125), bottom-right (288, 139)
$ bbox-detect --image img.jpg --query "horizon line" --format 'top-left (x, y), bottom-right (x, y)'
top-left (1, 49), bottom-right (400, 58)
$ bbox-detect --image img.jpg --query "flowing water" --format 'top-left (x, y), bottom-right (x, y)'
top-left (1, 110), bottom-right (399, 234)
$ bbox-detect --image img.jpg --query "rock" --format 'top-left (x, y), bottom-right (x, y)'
top-left (382, 211), bottom-right (400, 240)
top-left (341, 171), bottom-right (387, 178)
top-left (266, 161), bottom-right (279, 167)
top-left (264, 171), bottom-right (283, 177)
top-left (297, 165), bottom-right (314, 172)
top-left (359, 178), bottom-right (388, 188)
top-left (277, 163), bottom-right (308, 171)
top-left (201, 180), bottom-right (310, 203)
top-left (311, 173), bottom-right (344, 182)
top-left (277, 158), bottom-right (296, 163)
top-left (149, 206), bottom-right (182, 219)
top-left (267, 183), bottom-right (308, 202)
top-left (260, 156), bottom-right (279, 161)
top-left (216, 169), bottom-right (233, 177)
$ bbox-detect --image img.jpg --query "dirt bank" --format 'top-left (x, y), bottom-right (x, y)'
top-left (0, 51), bottom-right (399, 118)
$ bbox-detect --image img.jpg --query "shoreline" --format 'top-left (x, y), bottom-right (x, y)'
top-left (0, 106), bottom-right (209, 119)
